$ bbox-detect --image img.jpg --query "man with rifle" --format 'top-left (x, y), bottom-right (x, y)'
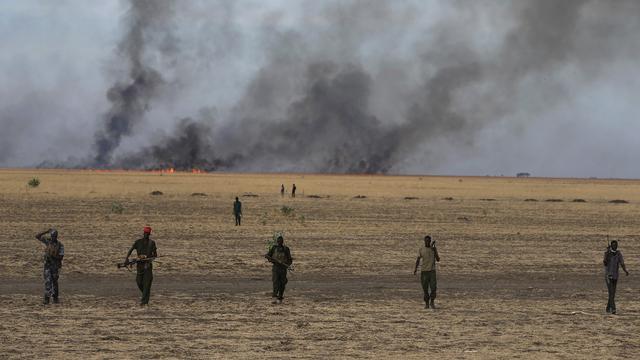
top-left (603, 240), bottom-right (629, 314)
top-left (414, 235), bottom-right (440, 310)
top-left (265, 235), bottom-right (293, 304)
top-left (123, 226), bottom-right (158, 306)
top-left (35, 228), bottom-right (65, 305)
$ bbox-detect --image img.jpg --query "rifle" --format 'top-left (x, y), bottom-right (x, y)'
top-left (117, 256), bottom-right (162, 270)
top-left (265, 255), bottom-right (294, 272)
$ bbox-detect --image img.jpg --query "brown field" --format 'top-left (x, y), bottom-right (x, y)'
top-left (0, 169), bottom-right (639, 359)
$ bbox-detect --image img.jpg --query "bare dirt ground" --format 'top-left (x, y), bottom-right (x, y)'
top-left (0, 170), bottom-right (639, 359)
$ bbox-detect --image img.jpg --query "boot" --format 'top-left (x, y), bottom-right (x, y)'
top-left (52, 297), bottom-right (59, 304)
top-left (43, 296), bottom-right (50, 305)
top-left (430, 299), bottom-right (436, 310)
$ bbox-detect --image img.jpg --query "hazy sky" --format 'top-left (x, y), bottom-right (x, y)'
top-left (1, 0), bottom-right (639, 178)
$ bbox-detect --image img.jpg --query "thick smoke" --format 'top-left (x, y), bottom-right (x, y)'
top-left (92, 0), bottom-right (175, 166)
top-left (3, 0), bottom-right (640, 176)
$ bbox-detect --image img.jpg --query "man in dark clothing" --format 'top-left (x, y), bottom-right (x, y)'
top-left (414, 235), bottom-right (440, 310)
top-left (233, 197), bottom-right (242, 226)
top-left (603, 240), bottom-right (629, 314)
top-left (265, 235), bottom-right (293, 304)
top-left (280, 184), bottom-right (285, 197)
top-left (125, 226), bottom-right (158, 306)
top-left (291, 184), bottom-right (296, 198)
top-left (35, 229), bottom-right (64, 305)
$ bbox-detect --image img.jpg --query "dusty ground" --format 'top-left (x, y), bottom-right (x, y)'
top-left (0, 170), bottom-right (639, 359)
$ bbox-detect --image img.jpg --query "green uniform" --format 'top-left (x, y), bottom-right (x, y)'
top-left (129, 238), bottom-right (157, 305)
top-left (418, 246), bottom-right (437, 303)
top-left (267, 245), bottom-right (292, 300)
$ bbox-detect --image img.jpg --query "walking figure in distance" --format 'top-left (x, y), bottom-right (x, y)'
top-left (414, 235), bottom-right (440, 309)
top-left (603, 240), bottom-right (629, 314)
top-left (124, 226), bottom-right (158, 306)
top-left (233, 196), bottom-right (242, 226)
top-left (265, 235), bottom-right (293, 304)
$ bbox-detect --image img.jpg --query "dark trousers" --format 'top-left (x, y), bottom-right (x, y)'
top-left (272, 267), bottom-right (288, 300)
top-left (235, 213), bottom-right (241, 226)
top-left (421, 270), bottom-right (437, 303)
top-left (43, 265), bottom-right (60, 299)
top-left (137, 269), bottom-right (153, 305)
top-left (606, 277), bottom-right (618, 312)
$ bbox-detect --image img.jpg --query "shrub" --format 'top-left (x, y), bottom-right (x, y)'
top-left (28, 178), bottom-right (40, 188)
top-left (111, 202), bottom-right (124, 214)
top-left (281, 206), bottom-right (295, 216)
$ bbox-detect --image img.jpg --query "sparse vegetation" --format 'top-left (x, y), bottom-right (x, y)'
top-left (307, 195), bottom-right (323, 199)
top-left (191, 192), bottom-right (207, 197)
top-left (524, 199), bottom-right (538, 202)
top-left (404, 196), bottom-right (419, 200)
top-left (281, 206), bottom-right (295, 216)
top-left (572, 199), bottom-right (587, 203)
top-left (243, 193), bottom-right (259, 197)
top-left (150, 190), bottom-right (164, 195)
top-left (353, 195), bottom-right (367, 199)
top-left (111, 202), bottom-right (124, 214)
top-left (443, 197), bottom-right (454, 201)
top-left (545, 199), bottom-right (563, 202)
top-left (480, 198), bottom-right (496, 201)
top-left (27, 177), bottom-right (40, 188)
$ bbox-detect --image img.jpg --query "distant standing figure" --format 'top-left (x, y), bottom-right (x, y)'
top-left (414, 235), bottom-right (440, 309)
top-left (125, 226), bottom-right (158, 306)
top-left (35, 229), bottom-right (65, 304)
top-left (265, 235), bottom-right (293, 304)
top-left (291, 184), bottom-right (296, 198)
top-left (281, 184), bottom-right (285, 197)
top-left (603, 240), bottom-right (629, 314)
top-left (233, 197), bottom-right (242, 226)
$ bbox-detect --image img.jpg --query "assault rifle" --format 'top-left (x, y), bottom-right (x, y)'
top-left (117, 256), bottom-right (162, 270)
top-left (264, 255), bottom-right (294, 272)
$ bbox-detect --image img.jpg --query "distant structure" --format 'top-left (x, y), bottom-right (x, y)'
top-left (516, 172), bottom-right (531, 178)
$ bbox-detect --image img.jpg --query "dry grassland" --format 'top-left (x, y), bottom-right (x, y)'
top-left (0, 169), bottom-right (638, 359)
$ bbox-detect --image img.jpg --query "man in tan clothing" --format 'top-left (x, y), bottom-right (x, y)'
top-left (414, 235), bottom-right (440, 309)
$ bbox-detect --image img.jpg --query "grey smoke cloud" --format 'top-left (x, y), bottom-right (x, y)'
top-left (1, 0), bottom-right (640, 177)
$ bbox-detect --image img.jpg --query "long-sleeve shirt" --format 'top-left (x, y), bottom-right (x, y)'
top-left (604, 250), bottom-right (625, 280)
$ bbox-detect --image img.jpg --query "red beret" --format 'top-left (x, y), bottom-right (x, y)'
top-left (143, 226), bottom-right (152, 234)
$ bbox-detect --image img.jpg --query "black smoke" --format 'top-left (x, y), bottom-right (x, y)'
top-left (26, 0), bottom-right (635, 175)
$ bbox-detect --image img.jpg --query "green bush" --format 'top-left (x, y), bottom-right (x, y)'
top-left (28, 178), bottom-right (40, 188)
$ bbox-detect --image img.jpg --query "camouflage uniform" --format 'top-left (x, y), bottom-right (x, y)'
top-left (267, 244), bottom-right (292, 301)
top-left (36, 230), bottom-right (64, 304)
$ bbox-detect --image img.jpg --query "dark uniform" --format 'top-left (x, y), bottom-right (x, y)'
top-left (126, 232), bottom-right (157, 306)
top-left (267, 243), bottom-right (292, 303)
top-left (603, 243), bottom-right (628, 314)
top-left (291, 184), bottom-right (296, 198)
top-left (36, 229), bottom-right (64, 304)
top-left (233, 198), bottom-right (242, 226)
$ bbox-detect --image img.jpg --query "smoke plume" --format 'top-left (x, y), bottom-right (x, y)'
top-left (3, 0), bottom-right (640, 176)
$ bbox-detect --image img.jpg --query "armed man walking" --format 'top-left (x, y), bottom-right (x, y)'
top-left (233, 196), bottom-right (242, 226)
top-left (265, 235), bottom-right (293, 304)
top-left (414, 235), bottom-right (440, 310)
top-left (124, 226), bottom-right (158, 306)
top-left (603, 240), bottom-right (629, 314)
top-left (35, 229), bottom-right (64, 305)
